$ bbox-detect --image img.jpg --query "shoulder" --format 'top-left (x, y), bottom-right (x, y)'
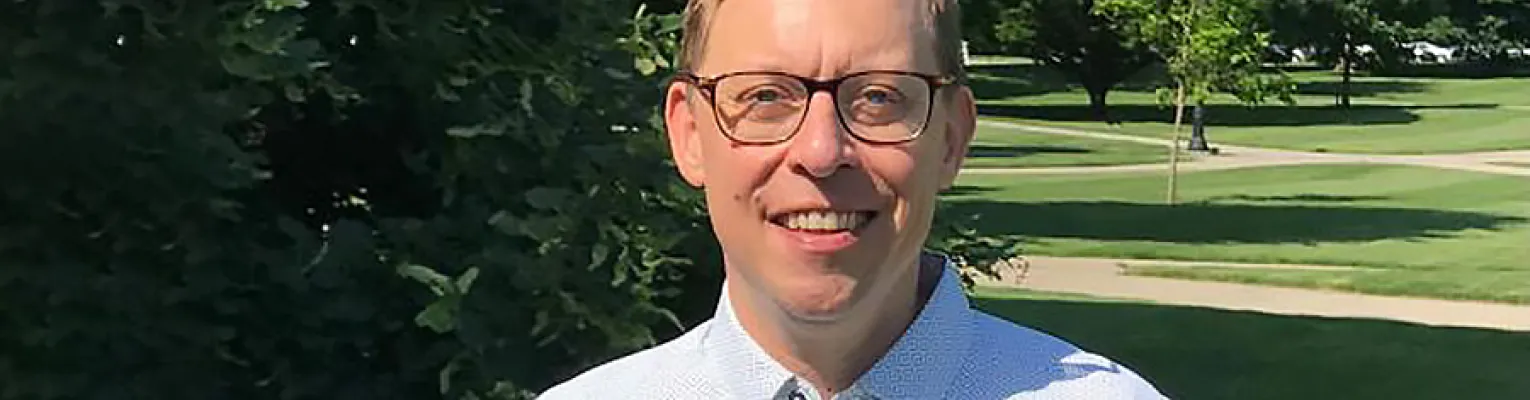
top-left (537, 320), bottom-right (718, 400)
top-left (954, 311), bottom-right (1168, 400)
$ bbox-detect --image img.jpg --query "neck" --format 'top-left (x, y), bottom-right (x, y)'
top-left (728, 254), bottom-right (942, 398)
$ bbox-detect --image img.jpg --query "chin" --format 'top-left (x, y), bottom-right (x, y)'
top-left (770, 272), bottom-right (860, 323)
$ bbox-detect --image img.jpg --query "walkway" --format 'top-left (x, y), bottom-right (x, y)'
top-left (980, 256), bottom-right (1530, 332)
top-left (965, 119), bottom-right (1530, 177)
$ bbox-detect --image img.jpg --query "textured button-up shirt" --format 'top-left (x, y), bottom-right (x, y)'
top-left (541, 261), bottom-right (1167, 399)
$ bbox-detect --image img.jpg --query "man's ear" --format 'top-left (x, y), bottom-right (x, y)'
top-left (665, 81), bottom-right (707, 187)
top-left (937, 85), bottom-right (976, 189)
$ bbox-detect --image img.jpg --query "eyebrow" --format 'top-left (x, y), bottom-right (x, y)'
top-left (703, 62), bottom-right (922, 79)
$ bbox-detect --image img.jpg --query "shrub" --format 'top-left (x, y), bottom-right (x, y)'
top-left (0, 1), bottom-right (1016, 398)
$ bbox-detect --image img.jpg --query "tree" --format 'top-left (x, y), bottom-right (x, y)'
top-left (992, 0), bottom-right (1158, 122)
top-left (1260, 0), bottom-right (1528, 79)
top-left (1440, 0), bottom-right (1530, 65)
top-left (1096, 0), bottom-right (1296, 204)
top-left (962, 0), bottom-right (1011, 55)
top-left (1261, 0), bottom-right (1399, 107)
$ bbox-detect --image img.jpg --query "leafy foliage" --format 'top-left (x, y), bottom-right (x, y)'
top-left (991, 0), bottom-right (1158, 122)
top-left (0, 1), bottom-right (1016, 398)
top-left (1260, 0), bottom-right (1530, 70)
top-left (1096, 0), bottom-right (1296, 107)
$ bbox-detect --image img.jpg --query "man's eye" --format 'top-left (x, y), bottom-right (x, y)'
top-left (863, 90), bottom-right (892, 105)
top-left (747, 89), bottom-right (783, 103)
top-left (858, 87), bottom-right (903, 106)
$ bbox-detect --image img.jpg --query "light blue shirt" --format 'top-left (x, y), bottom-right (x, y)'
top-left (541, 259), bottom-right (1167, 399)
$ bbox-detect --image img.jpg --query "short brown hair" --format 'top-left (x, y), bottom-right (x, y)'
top-left (676, 0), bottom-right (967, 84)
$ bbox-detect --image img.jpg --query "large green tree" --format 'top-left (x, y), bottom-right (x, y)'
top-left (993, 0), bottom-right (1158, 122)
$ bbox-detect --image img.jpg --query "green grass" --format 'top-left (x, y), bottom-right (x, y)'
top-left (968, 64), bottom-right (1530, 154)
top-left (965, 122), bottom-right (1171, 168)
top-left (1126, 265), bottom-right (1530, 304)
top-left (944, 164), bottom-right (1530, 302)
top-left (974, 293), bottom-right (1530, 400)
top-left (1492, 162), bottom-right (1530, 168)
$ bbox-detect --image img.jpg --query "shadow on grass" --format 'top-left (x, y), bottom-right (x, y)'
top-left (968, 144), bottom-right (1092, 159)
top-left (967, 65), bottom-right (1075, 101)
top-left (945, 199), bottom-right (1526, 243)
top-left (977, 103), bottom-right (1500, 127)
top-left (943, 185), bottom-right (1005, 197)
top-left (967, 63), bottom-right (1176, 101)
top-left (975, 297), bottom-right (1530, 400)
top-left (1294, 80), bottom-right (1430, 98)
top-left (1205, 194), bottom-right (1391, 203)
top-left (1371, 64), bottom-right (1530, 79)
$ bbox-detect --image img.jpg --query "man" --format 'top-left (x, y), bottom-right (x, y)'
top-left (542, 0), bottom-right (1166, 398)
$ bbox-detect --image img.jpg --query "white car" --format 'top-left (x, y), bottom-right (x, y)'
top-left (1401, 41), bottom-right (1458, 63)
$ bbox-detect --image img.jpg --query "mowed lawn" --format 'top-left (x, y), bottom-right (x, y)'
top-left (1126, 265), bottom-right (1530, 304)
top-left (973, 287), bottom-right (1530, 400)
top-left (969, 63), bottom-right (1530, 154)
top-left (944, 164), bottom-right (1530, 303)
top-left (964, 122), bottom-right (1171, 168)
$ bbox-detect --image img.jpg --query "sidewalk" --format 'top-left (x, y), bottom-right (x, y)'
top-left (981, 256), bottom-right (1530, 332)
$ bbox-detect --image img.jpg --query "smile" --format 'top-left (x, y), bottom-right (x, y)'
top-left (770, 210), bottom-right (877, 232)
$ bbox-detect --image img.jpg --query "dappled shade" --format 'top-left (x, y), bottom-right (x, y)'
top-left (944, 199), bottom-right (1527, 244)
top-left (976, 297), bottom-right (1530, 400)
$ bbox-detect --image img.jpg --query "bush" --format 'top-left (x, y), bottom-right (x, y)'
top-left (0, 1), bottom-right (1017, 399)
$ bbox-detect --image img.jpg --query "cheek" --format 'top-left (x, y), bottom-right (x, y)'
top-left (868, 143), bottom-right (941, 223)
top-left (703, 141), bottom-right (782, 211)
top-left (877, 140), bottom-right (944, 196)
top-left (875, 141), bottom-right (942, 239)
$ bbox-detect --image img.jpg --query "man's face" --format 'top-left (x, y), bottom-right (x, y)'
top-left (664, 0), bottom-right (975, 321)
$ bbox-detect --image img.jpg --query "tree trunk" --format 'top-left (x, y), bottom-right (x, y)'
top-left (1167, 82), bottom-right (1186, 206)
top-left (1340, 33), bottom-right (1353, 109)
top-left (1084, 83), bottom-right (1113, 123)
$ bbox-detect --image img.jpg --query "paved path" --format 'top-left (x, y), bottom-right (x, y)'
top-left (979, 256), bottom-right (1530, 332)
top-left (966, 119), bottom-right (1530, 177)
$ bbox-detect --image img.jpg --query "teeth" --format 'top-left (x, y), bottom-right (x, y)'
top-left (781, 211), bottom-right (868, 231)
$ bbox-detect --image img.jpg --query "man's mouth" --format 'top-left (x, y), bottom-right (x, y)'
top-left (770, 210), bottom-right (877, 233)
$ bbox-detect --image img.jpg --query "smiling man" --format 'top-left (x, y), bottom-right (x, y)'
top-left (540, 0), bottom-right (1165, 399)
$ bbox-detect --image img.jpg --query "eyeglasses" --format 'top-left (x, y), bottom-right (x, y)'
top-left (674, 70), bottom-right (957, 145)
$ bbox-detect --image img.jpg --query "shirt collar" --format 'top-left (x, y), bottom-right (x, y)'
top-left (705, 254), bottom-right (974, 399)
top-left (704, 283), bottom-right (797, 399)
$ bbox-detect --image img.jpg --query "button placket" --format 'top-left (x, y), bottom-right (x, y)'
top-left (774, 377), bottom-right (815, 400)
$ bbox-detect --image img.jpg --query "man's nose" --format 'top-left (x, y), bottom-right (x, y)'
top-left (787, 92), bottom-right (857, 178)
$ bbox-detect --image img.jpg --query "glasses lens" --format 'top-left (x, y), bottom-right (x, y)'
top-left (837, 73), bottom-right (932, 143)
top-left (713, 74), bottom-right (809, 143)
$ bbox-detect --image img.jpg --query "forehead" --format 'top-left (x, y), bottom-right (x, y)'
top-left (698, 0), bottom-right (939, 78)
